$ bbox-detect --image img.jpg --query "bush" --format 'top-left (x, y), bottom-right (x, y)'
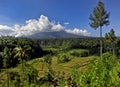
top-left (9, 71), bottom-right (20, 87)
top-left (78, 52), bottom-right (116, 87)
top-left (57, 54), bottom-right (71, 63)
top-left (70, 50), bottom-right (89, 57)
top-left (24, 63), bottom-right (38, 85)
top-left (38, 69), bottom-right (55, 86)
top-left (102, 52), bottom-right (116, 70)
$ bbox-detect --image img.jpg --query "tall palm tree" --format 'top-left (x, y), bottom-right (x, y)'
top-left (14, 40), bottom-right (31, 86)
top-left (89, 1), bottom-right (110, 61)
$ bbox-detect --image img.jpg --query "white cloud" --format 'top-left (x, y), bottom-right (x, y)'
top-left (13, 15), bottom-right (64, 37)
top-left (0, 25), bottom-right (11, 30)
top-left (0, 25), bottom-right (14, 36)
top-left (66, 28), bottom-right (91, 36)
top-left (64, 22), bottom-right (69, 25)
top-left (0, 15), bottom-right (91, 37)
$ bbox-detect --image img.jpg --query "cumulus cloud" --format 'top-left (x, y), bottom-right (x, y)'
top-left (0, 25), bottom-right (14, 36)
top-left (13, 15), bottom-right (64, 37)
top-left (0, 15), bottom-right (91, 37)
top-left (66, 28), bottom-right (91, 36)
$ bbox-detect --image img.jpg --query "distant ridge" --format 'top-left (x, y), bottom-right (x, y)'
top-left (26, 31), bottom-right (88, 38)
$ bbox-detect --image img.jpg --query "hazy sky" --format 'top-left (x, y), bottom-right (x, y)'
top-left (0, 0), bottom-right (120, 37)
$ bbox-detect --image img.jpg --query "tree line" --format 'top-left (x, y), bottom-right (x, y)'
top-left (0, 36), bottom-right (45, 68)
top-left (0, 33), bottom-right (120, 69)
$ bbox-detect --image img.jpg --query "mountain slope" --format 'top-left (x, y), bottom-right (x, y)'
top-left (27, 31), bottom-right (86, 38)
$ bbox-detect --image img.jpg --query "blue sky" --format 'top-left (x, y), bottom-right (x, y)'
top-left (0, 0), bottom-right (120, 37)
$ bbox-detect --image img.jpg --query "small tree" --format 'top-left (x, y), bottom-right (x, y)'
top-left (3, 47), bottom-right (12, 68)
top-left (105, 29), bottom-right (116, 56)
top-left (89, 1), bottom-right (110, 61)
top-left (3, 47), bottom-right (12, 87)
top-left (44, 55), bottom-right (52, 71)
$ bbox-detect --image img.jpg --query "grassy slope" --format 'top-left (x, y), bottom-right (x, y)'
top-left (27, 56), bottom-right (97, 77)
top-left (0, 49), bottom-right (97, 79)
top-left (0, 49), bottom-right (98, 86)
top-left (10, 49), bottom-right (98, 77)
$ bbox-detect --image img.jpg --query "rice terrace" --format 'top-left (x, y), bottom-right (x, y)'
top-left (0, 0), bottom-right (120, 87)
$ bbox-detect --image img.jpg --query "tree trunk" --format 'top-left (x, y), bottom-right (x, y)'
top-left (112, 43), bottom-right (115, 56)
top-left (42, 60), bottom-right (44, 70)
top-left (21, 59), bottom-right (24, 87)
top-left (100, 26), bottom-right (103, 62)
top-left (7, 70), bottom-right (9, 87)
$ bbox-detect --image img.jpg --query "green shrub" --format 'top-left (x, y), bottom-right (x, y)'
top-left (24, 63), bottom-right (38, 84)
top-left (57, 54), bottom-right (71, 63)
top-left (38, 69), bottom-right (55, 86)
top-left (9, 71), bottom-right (20, 87)
top-left (78, 52), bottom-right (116, 87)
top-left (70, 50), bottom-right (89, 57)
top-left (102, 52), bottom-right (116, 70)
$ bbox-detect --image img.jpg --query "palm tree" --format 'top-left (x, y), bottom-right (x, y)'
top-left (105, 29), bottom-right (116, 56)
top-left (89, 1), bottom-right (110, 61)
top-left (14, 40), bottom-right (31, 86)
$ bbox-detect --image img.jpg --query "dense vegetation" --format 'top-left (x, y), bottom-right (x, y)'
top-left (1, 36), bottom-right (119, 69)
top-left (0, 36), bottom-right (120, 87)
top-left (0, 36), bottom-right (46, 68)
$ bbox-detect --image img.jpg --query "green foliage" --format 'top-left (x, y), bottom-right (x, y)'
top-left (57, 73), bottom-right (66, 87)
top-left (24, 63), bottom-right (38, 85)
top-left (9, 71), bottom-right (20, 87)
top-left (44, 55), bottom-right (52, 66)
top-left (3, 47), bottom-right (12, 68)
top-left (1, 36), bottom-right (120, 87)
top-left (69, 69), bottom-right (80, 86)
top-left (0, 37), bottom-right (44, 68)
top-left (43, 55), bottom-right (52, 71)
top-left (0, 52), bottom-right (3, 68)
top-left (14, 39), bottom-right (32, 61)
top-left (1, 51), bottom-right (120, 86)
top-left (39, 69), bottom-right (55, 86)
top-left (105, 29), bottom-right (116, 43)
top-left (110, 64), bottom-right (120, 86)
top-left (57, 54), bottom-right (71, 63)
top-left (39, 38), bottom-right (101, 55)
top-left (116, 39), bottom-right (120, 57)
top-left (69, 49), bottom-right (89, 57)
top-left (78, 53), bottom-right (116, 87)
top-left (105, 29), bottom-right (116, 55)
top-left (102, 52), bottom-right (115, 70)
top-left (89, 1), bottom-right (109, 28)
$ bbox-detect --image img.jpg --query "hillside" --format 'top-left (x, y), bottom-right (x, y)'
top-left (26, 31), bottom-right (88, 39)
top-left (0, 48), bottom-right (97, 87)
